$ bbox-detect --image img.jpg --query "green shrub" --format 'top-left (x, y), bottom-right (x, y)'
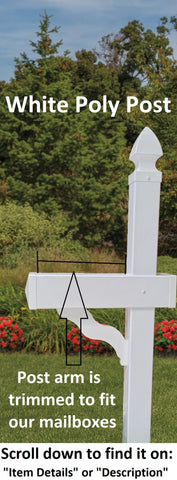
top-left (0, 284), bottom-right (26, 317)
top-left (0, 317), bottom-right (24, 351)
top-left (90, 308), bottom-right (125, 334)
top-left (154, 319), bottom-right (177, 354)
top-left (0, 285), bottom-right (66, 353)
top-left (0, 201), bottom-right (87, 267)
top-left (24, 310), bottom-right (66, 354)
top-left (67, 325), bottom-right (113, 354)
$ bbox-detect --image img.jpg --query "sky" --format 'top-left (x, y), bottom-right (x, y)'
top-left (1, 0), bottom-right (177, 82)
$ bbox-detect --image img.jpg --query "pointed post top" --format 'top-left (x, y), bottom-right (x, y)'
top-left (129, 127), bottom-right (163, 173)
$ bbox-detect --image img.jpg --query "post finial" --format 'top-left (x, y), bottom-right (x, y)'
top-left (129, 127), bottom-right (163, 172)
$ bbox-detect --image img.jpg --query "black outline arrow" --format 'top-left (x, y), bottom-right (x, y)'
top-left (59, 272), bottom-right (88, 366)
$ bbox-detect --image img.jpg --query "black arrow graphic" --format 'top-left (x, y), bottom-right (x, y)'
top-left (59, 272), bottom-right (88, 366)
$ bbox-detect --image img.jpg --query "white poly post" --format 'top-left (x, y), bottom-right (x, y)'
top-left (123, 127), bottom-right (163, 442)
top-left (25, 127), bottom-right (176, 443)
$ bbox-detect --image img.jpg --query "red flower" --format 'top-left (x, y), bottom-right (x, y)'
top-left (18, 329), bottom-right (23, 337)
top-left (6, 320), bottom-right (13, 327)
top-left (73, 346), bottom-right (80, 352)
top-left (162, 326), bottom-right (169, 333)
top-left (72, 335), bottom-right (80, 345)
top-left (0, 317), bottom-right (24, 351)
top-left (96, 346), bottom-right (104, 352)
top-left (67, 325), bottom-right (112, 355)
top-left (163, 332), bottom-right (171, 339)
top-left (71, 327), bottom-right (77, 333)
top-left (11, 333), bottom-right (18, 341)
top-left (170, 326), bottom-right (176, 332)
top-left (155, 346), bottom-right (163, 351)
top-left (13, 323), bottom-right (19, 330)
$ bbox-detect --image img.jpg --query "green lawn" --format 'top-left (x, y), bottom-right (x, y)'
top-left (1, 353), bottom-right (177, 443)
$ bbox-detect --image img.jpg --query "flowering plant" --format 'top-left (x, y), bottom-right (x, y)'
top-left (0, 317), bottom-right (24, 351)
top-left (68, 320), bottom-right (177, 356)
top-left (154, 319), bottom-right (177, 353)
top-left (67, 326), bottom-right (112, 354)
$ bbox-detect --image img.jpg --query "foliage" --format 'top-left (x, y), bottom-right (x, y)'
top-left (30, 10), bottom-right (63, 59)
top-left (0, 285), bottom-right (66, 353)
top-left (0, 13), bottom-right (177, 254)
top-left (157, 255), bottom-right (177, 276)
top-left (0, 201), bottom-right (87, 267)
top-left (67, 325), bottom-right (113, 354)
top-left (95, 17), bottom-right (174, 84)
top-left (0, 317), bottom-right (24, 350)
top-left (90, 308), bottom-right (125, 333)
top-left (95, 17), bottom-right (177, 251)
top-left (0, 12), bottom-right (129, 253)
top-left (24, 310), bottom-right (66, 354)
top-left (0, 284), bottom-right (27, 317)
top-left (154, 319), bottom-right (177, 354)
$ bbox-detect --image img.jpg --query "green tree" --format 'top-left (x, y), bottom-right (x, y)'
top-left (1, 13), bottom-right (177, 255)
top-left (95, 17), bottom-right (174, 84)
top-left (30, 10), bottom-right (63, 58)
top-left (0, 12), bottom-right (129, 253)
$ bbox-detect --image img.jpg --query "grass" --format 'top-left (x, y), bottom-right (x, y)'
top-left (151, 356), bottom-right (177, 442)
top-left (0, 248), bottom-right (126, 286)
top-left (0, 352), bottom-right (177, 443)
top-left (0, 353), bottom-right (123, 443)
top-left (0, 253), bottom-right (175, 287)
top-left (157, 255), bottom-right (177, 275)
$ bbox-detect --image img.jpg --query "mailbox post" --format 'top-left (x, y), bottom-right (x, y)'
top-left (25, 127), bottom-right (176, 442)
top-left (123, 126), bottom-right (163, 442)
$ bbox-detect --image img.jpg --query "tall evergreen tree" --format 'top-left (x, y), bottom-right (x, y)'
top-left (1, 13), bottom-right (177, 254)
top-left (0, 12), bottom-right (128, 252)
